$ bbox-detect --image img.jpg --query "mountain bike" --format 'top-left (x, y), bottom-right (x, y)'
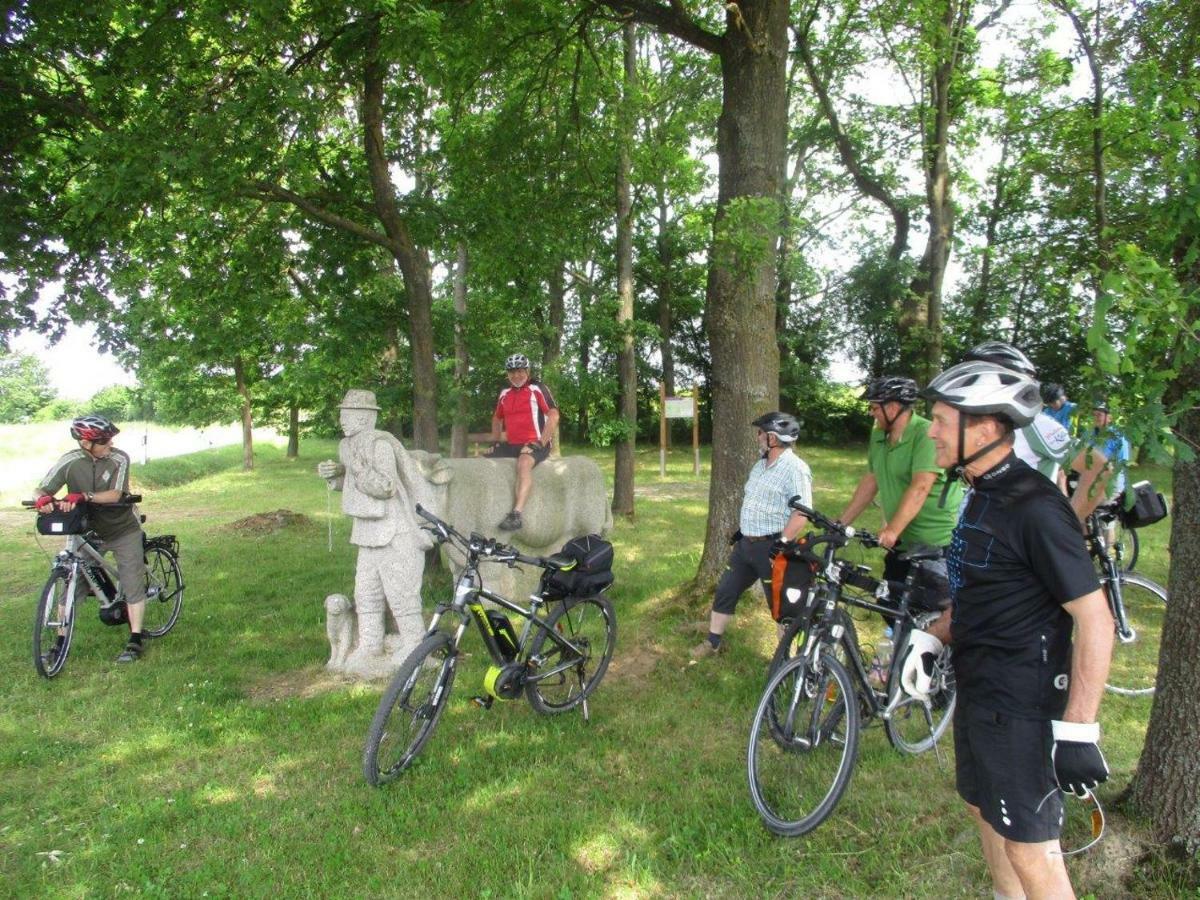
top-left (23, 494), bottom-right (184, 678)
top-left (363, 505), bottom-right (616, 786)
top-left (1087, 506), bottom-right (1166, 696)
top-left (747, 499), bottom-right (956, 837)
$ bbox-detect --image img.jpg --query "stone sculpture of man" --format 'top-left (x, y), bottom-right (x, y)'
top-left (317, 389), bottom-right (432, 678)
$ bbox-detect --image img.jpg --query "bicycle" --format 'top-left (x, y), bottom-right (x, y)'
top-left (23, 494), bottom-right (184, 678)
top-left (1087, 505), bottom-right (1167, 696)
top-left (747, 499), bottom-right (956, 837)
top-left (362, 505), bottom-right (616, 786)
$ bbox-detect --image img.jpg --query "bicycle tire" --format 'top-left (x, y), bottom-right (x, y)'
top-left (1116, 524), bottom-right (1139, 572)
top-left (33, 570), bottom-right (76, 679)
top-left (747, 649), bottom-right (860, 837)
top-left (767, 616), bottom-right (808, 680)
top-left (141, 546), bottom-right (184, 638)
top-left (884, 644), bottom-right (957, 754)
top-left (1105, 572), bottom-right (1166, 696)
top-left (363, 632), bottom-right (458, 785)
top-left (525, 594), bottom-right (616, 714)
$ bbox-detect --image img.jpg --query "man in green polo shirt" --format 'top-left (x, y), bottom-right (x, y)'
top-left (838, 376), bottom-right (963, 584)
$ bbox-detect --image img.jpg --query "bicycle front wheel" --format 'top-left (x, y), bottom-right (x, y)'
top-left (526, 594), bottom-right (616, 714)
top-left (747, 649), bottom-right (860, 837)
top-left (363, 632), bottom-right (458, 785)
top-left (885, 646), bottom-right (957, 754)
top-left (1105, 572), bottom-right (1167, 696)
top-left (1113, 521), bottom-right (1139, 572)
top-left (33, 570), bottom-right (76, 679)
top-left (141, 546), bottom-right (184, 638)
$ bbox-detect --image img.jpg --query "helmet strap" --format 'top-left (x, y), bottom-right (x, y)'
top-left (936, 415), bottom-right (1006, 508)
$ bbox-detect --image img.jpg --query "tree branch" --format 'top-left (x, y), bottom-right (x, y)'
top-left (246, 180), bottom-right (397, 253)
top-left (591, 1), bottom-right (724, 55)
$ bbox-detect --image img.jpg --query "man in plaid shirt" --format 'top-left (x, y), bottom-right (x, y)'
top-left (691, 412), bottom-right (813, 659)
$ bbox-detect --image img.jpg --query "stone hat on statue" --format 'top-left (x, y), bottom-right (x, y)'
top-left (338, 389), bottom-right (381, 411)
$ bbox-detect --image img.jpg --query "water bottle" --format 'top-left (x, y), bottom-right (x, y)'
top-left (870, 627), bottom-right (893, 688)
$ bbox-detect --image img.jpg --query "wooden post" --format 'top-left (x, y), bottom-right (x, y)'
top-left (692, 392), bottom-right (700, 476)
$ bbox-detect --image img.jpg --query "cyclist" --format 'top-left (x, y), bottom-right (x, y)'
top-left (690, 412), bottom-right (812, 659)
top-left (1043, 382), bottom-right (1076, 431)
top-left (488, 353), bottom-right (560, 532)
top-left (1070, 399), bottom-right (1131, 523)
top-left (837, 376), bottom-right (961, 585)
top-left (922, 360), bottom-right (1113, 899)
top-left (33, 414), bottom-right (148, 664)
top-left (963, 341), bottom-right (1072, 492)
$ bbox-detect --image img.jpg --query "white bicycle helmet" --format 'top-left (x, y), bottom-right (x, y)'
top-left (899, 630), bottom-right (944, 700)
top-left (963, 340), bottom-right (1037, 378)
top-left (921, 360), bottom-right (1042, 427)
top-left (505, 353), bottom-right (530, 371)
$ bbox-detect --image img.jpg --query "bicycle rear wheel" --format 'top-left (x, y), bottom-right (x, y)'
top-left (885, 645), bottom-right (957, 754)
top-left (748, 649), bottom-right (859, 837)
top-left (525, 594), bottom-right (616, 714)
top-left (363, 633), bottom-right (458, 785)
top-left (1112, 521), bottom-right (1139, 572)
top-left (1105, 572), bottom-right (1167, 696)
top-left (33, 570), bottom-right (76, 679)
top-left (141, 546), bottom-right (183, 638)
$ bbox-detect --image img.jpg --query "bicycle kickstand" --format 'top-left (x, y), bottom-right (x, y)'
top-left (580, 696), bottom-right (590, 724)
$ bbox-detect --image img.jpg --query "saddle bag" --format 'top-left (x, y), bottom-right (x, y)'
top-left (541, 534), bottom-right (615, 599)
top-left (769, 536), bottom-right (819, 623)
top-left (1121, 481), bottom-right (1168, 528)
top-left (36, 506), bottom-right (88, 536)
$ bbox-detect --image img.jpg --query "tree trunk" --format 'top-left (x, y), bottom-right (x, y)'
top-left (1128, 385), bottom-right (1200, 853)
top-left (286, 401), bottom-right (299, 458)
top-left (362, 23), bottom-right (439, 453)
top-left (233, 355), bottom-right (254, 471)
top-left (656, 186), bottom-right (675, 449)
top-left (545, 259), bottom-right (566, 376)
top-left (576, 267), bottom-right (593, 440)
top-left (696, 0), bottom-right (789, 586)
top-left (451, 241), bottom-right (470, 458)
top-left (613, 21), bottom-right (638, 518)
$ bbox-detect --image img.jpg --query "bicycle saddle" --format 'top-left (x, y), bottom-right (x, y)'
top-left (899, 545), bottom-right (943, 563)
top-left (543, 553), bottom-right (577, 572)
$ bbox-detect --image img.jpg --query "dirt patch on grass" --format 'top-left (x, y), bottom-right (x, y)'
top-left (245, 665), bottom-right (362, 703)
top-left (607, 639), bottom-right (662, 685)
top-left (227, 509), bottom-right (312, 535)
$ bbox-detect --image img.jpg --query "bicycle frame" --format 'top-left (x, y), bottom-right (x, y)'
top-left (52, 534), bottom-right (125, 610)
top-left (1086, 510), bottom-right (1135, 643)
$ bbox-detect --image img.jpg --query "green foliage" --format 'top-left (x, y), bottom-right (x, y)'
top-left (86, 384), bottom-right (153, 422)
top-left (29, 398), bottom-right (83, 422)
top-left (0, 351), bottom-right (55, 422)
top-left (787, 381), bottom-right (872, 444)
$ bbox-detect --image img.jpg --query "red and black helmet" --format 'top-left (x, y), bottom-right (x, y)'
top-left (70, 414), bottom-right (120, 442)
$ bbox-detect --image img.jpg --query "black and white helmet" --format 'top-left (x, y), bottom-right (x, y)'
top-left (751, 411), bottom-right (800, 443)
top-left (962, 340), bottom-right (1037, 378)
top-left (861, 376), bottom-right (919, 406)
top-left (505, 353), bottom-right (530, 371)
top-left (920, 360), bottom-right (1042, 427)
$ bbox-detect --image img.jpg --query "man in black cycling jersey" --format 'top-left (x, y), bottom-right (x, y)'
top-left (921, 360), bottom-right (1113, 899)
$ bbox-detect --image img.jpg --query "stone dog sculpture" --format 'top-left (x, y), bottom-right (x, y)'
top-left (318, 390), bottom-right (434, 679)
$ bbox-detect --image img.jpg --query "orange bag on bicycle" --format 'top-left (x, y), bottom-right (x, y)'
top-left (770, 536), bottom-right (819, 623)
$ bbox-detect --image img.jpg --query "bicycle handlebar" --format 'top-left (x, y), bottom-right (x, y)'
top-left (22, 493), bottom-right (142, 508)
top-left (415, 504), bottom-right (549, 569)
top-left (788, 496), bottom-right (880, 548)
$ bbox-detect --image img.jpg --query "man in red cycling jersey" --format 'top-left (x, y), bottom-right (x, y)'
top-left (489, 353), bottom-right (560, 531)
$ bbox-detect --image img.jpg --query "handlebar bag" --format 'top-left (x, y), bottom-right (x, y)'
top-left (36, 506), bottom-right (88, 536)
top-left (541, 534), bottom-right (615, 599)
top-left (1121, 481), bottom-right (1168, 529)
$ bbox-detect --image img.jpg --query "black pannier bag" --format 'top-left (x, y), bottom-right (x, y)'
top-left (541, 534), bottom-right (614, 599)
top-left (36, 506), bottom-right (88, 536)
top-left (911, 557), bottom-right (952, 612)
top-left (1121, 480), bottom-right (1168, 528)
top-left (769, 536), bottom-right (820, 623)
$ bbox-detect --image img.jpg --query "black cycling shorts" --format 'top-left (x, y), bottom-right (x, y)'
top-left (954, 700), bottom-right (1063, 843)
top-left (488, 442), bottom-right (551, 465)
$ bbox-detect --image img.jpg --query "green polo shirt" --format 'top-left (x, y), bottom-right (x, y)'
top-left (867, 413), bottom-right (962, 548)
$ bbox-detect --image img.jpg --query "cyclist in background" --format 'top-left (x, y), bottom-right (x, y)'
top-left (1043, 383), bottom-right (1076, 431)
top-left (838, 377), bottom-right (961, 585)
top-left (1070, 399), bottom-right (1131, 522)
top-left (963, 342), bottom-right (1072, 493)
top-left (922, 360), bottom-right (1112, 899)
top-left (690, 413), bottom-right (812, 659)
top-left (33, 414), bottom-right (148, 664)
top-left (489, 353), bottom-right (560, 532)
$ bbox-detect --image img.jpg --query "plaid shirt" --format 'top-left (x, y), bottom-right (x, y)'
top-left (739, 449), bottom-right (813, 537)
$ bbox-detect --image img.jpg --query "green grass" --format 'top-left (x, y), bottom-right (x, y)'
top-left (0, 440), bottom-right (1180, 897)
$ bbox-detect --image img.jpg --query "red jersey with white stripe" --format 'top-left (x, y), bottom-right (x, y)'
top-left (494, 381), bottom-right (557, 444)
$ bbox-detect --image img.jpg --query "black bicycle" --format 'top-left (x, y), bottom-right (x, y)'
top-left (23, 494), bottom-right (184, 678)
top-left (747, 499), bottom-right (956, 837)
top-left (363, 505), bottom-right (616, 786)
top-left (1086, 505), bottom-right (1167, 696)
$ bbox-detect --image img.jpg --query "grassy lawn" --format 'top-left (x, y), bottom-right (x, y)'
top-left (0, 439), bottom-right (1177, 897)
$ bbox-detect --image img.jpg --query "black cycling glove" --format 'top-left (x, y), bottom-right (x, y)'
top-left (1050, 720), bottom-right (1109, 798)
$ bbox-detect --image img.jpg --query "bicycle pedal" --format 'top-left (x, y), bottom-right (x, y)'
top-left (470, 695), bottom-right (494, 710)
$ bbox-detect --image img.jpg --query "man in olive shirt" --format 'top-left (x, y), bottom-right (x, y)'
top-left (839, 377), bottom-right (963, 584)
top-left (35, 414), bottom-right (147, 663)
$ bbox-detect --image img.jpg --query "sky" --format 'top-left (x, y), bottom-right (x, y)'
top-left (12, 322), bottom-right (135, 401)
